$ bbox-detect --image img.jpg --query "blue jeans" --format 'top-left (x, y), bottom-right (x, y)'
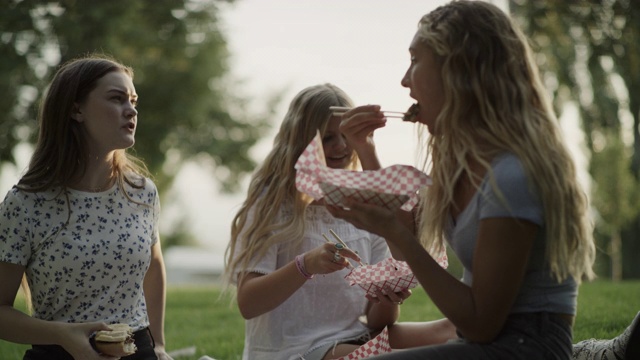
top-left (370, 312), bottom-right (573, 360)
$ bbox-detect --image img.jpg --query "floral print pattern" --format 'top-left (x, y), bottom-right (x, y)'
top-left (0, 179), bottom-right (159, 330)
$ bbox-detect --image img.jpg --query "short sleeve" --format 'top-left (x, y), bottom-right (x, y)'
top-left (479, 155), bottom-right (544, 226)
top-left (0, 188), bottom-right (32, 266)
top-left (369, 235), bottom-right (391, 265)
top-left (229, 204), bottom-right (279, 284)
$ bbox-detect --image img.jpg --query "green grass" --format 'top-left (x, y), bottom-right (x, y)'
top-left (1, 280), bottom-right (638, 359)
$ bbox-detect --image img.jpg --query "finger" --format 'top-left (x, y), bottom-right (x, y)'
top-left (395, 290), bottom-right (410, 305)
top-left (341, 117), bottom-right (385, 139)
top-left (366, 294), bottom-right (381, 303)
top-left (398, 288), bottom-right (412, 299)
top-left (91, 322), bottom-right (114, 333)
top-left (337, 248), bottom-right (361, 262)
top-left (343, 198), bottom-right (380, 212)
top-left (341, 110), bottom-right (386, 126)
top-left (385, 288), bottom-right (403, 303)
top-left (341, 112), bottom-right (386, 130)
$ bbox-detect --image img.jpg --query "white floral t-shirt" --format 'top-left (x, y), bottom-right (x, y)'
top-left (0, 179), bottom-right (159, 330)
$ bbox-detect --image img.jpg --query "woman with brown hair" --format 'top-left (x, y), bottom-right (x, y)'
top-left (0, 54), bottom-right (172, 360)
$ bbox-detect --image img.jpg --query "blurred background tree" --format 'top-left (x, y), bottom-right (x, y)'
top-left (510, 0), bottom-right (640, 280)
top-left (0, 0), bottom-right (279, 248)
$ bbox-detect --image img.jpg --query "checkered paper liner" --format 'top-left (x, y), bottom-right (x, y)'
top-left (295, 131), bottom-right (431, 211)
top-left (345, 257), bottom-right (418, 297)
top-left (336, 327), bottom-right (391, 360)
top-left (319, 183), bottom-right (410, 211)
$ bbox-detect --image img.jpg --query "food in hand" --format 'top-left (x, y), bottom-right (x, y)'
top-left (403, 103), bottom-right (420, 122)
top-left (94, 323), bottom-right (137, 357)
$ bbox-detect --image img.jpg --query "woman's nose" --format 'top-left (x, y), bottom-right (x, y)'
top-left (401, 70), bottom-right (410, 88)
top-left (125, 104), bottom-right (138, 118)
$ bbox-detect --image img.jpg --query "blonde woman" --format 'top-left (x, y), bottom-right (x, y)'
top-left (0, 55), bottom-right (172, 360)
top-left (328, 1), bottom-right (596, 359)
top-left (224, 84), bottom-right (416, 360)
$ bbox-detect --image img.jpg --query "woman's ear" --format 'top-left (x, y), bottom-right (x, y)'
top-left (71, 103), bottom-right (83, 122)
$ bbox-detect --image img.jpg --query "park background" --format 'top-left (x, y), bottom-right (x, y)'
top-left (2, 0), bottom-right (639, 284)
top-left (1, 0), bottom-right (639, 359)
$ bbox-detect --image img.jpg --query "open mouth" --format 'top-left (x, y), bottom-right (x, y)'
top-left (402, 103), bottom-right (420, 123)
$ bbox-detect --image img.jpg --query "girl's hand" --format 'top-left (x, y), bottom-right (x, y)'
top-left (59, 322), bottom-right (119, 360)
top-left (303, 242), bottom-right (361, 275)
top-left (367, 287), bottom-right (412, 306)
top-left (154, 345), bottom-right (174, 360)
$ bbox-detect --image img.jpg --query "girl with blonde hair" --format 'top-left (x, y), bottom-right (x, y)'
top-left (329, 1), bottom-right (596, 359)
top-left (224, 83), bottom-right (413, 360)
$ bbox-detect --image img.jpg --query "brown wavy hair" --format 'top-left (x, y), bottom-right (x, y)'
top-left (17, 54), bottom-right (150, 311)
top-left (17, 53), bottom-right (149, 194)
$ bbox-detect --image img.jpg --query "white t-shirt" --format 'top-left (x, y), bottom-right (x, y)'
top-left (0, 179), bottom-right (159, 330)
top-left (232, 205), bottom-right (390, 360)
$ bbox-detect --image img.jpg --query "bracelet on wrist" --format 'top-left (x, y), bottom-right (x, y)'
top-left (295, 254), bottom-right (314, 280)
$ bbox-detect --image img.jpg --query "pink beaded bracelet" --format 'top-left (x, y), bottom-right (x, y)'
top-left (295, 254), bottom-right (314, 280)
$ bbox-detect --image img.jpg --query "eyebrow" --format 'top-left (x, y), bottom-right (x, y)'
top-left (107, 88), bottom-right (138, 99)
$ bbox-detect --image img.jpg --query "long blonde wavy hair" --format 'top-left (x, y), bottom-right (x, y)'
top-left (415, 1), bottom-right (595, 282)
top-left (224, 83), bottom-right (357, 287)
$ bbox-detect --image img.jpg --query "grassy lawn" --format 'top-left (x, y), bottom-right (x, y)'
top-left (1, 280), bottom-right (638, 359)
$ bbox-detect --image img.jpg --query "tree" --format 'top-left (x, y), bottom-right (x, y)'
top-left (591, 132), bottom-right (640, 280)
top-left (1, 0), bottom-right (278, 245)
top-left (509, 0), bottom-right (640, 279)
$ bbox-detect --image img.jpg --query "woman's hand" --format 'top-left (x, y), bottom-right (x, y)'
top-left (365, 287), bottom-right (412, 330)
top-left (367, 287), bottom-right (412, 306)
top-left (58, 322), bottom-right (119, 360)
top-left (339, 104), bottom-right (386, 170)
top-left (339, 104), bottom-right (386, 149)
top-left (303, 242), bottom-right (361, 275)
top-left (326, 199), bottom-right (407, 243)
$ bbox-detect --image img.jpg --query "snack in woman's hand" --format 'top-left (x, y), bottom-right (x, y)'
top-left (403, 103), bottom-right (420, 122)
top-left (94, 323), bottom-right (137, 357)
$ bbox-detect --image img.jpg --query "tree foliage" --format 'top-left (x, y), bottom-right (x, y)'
top-left (590, 131), bottom-right (640, 279)
top-left (509, 0), bottom-right (640, 278)
top-left (0, 0), bottom-right (274, 195)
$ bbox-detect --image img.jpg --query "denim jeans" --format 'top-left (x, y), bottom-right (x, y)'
top-left (370, 312), bottom-right (573, 360)
top-left (24, 327), bottom-right (158, 360)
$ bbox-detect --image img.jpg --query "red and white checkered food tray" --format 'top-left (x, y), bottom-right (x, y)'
top-left (336, 327), bottom-right (391, 360)
top-left (345, 256), bottom-right (448, 298)
top-left (319, 182), bottom-right (410, 211)
top-left (345, 257), bottom-right (418, 297)
top-left (295, 131), bottom-right (431, 211)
